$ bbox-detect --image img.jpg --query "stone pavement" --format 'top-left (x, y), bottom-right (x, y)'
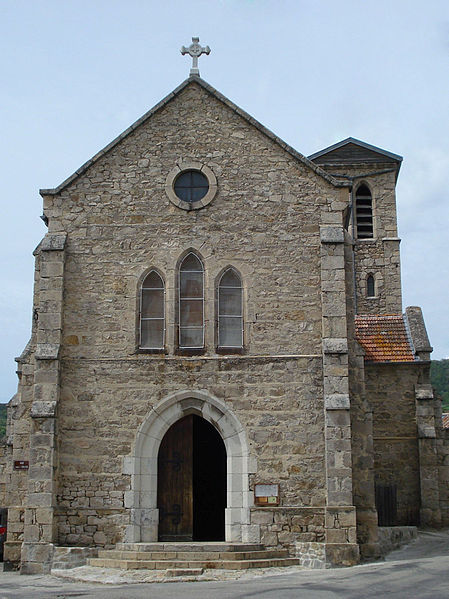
top-left (0, 530), bottom-right (448, 598)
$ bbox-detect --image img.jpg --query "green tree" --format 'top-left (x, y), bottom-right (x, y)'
top-left (0, 404), bottom-right (7, 438)
top-left (431, 359), bottom-right (449, 412)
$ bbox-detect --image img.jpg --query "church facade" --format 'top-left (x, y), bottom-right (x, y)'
top-left (2, 74), bottom-right (448, 574)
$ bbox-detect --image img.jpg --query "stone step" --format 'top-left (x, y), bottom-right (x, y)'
top-left (96, 549), bottom-right (289, 561)
top-left (88, 557), bottom-right (300, 570)
top-left (116, 542), bottom-right (265, 552)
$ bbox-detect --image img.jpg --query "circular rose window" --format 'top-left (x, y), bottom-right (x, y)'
top-left (174, 170), bottom-right (209, 203)
top-left (165, 162), bottom-right (217, 210)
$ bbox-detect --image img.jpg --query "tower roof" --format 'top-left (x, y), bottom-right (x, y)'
top-left (308, 137), bottom-right (402, 176)
top-left (308, 137), bottom-right (403, 163)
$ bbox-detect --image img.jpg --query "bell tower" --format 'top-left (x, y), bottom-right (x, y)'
top-left (309, 137), bottom-right (403, 314)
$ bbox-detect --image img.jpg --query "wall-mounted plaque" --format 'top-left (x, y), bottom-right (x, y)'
top-left (254, 483), bottom-right (280, 506)
top-left (14, 460), bottom-right (29, 470)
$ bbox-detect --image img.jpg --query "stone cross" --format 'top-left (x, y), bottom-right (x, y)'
top-left (181, 37), bottom-right (210, 76)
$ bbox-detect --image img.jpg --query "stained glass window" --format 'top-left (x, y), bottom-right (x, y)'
top-left (179, 253), bottom-right (204, 348)
top-left (140, 271), bottom-right (165, 349)
top-left (218, 268), bottom-right (243, 348)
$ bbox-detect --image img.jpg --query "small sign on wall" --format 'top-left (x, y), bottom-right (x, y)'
top-left (14, 460), bottom-right (29, 470)
top-left (254, 483), bottom-right (280, 506)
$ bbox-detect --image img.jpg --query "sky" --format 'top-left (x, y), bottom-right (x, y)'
top-left (1, 0), bottom-right (448, 403)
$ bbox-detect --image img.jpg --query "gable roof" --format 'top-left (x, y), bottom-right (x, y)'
top-left (308, 137), bottom-right (403, 167)
top-left (40, 76), bottom-right (350, 197)
top-left (355, 314), bottom-right (415, 363)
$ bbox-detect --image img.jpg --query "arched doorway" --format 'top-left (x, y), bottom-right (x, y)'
top-left (125, 390), bottom-right (255, 544)
top-left (157, 415), bottom-right (226, 541)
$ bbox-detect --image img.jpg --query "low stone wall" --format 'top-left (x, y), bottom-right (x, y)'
top-left (295, 542), bottom-right (326, 568)
top-left (295, 541), bottom-right (360, 568)
top-left (4, 507), bottom-right (25, 563)
top-left (3, 541), bottom-right (21, 566)
top-left (378, 526), bottom-right (418, 555)
top-left (55, 508), bottom-right (126, 548)
top-left (250, 507), bottom-right (325, 549)
top-left (252, 506), bottom-right (360, 568)
top-left (51, 546), bottom-right (98, 570)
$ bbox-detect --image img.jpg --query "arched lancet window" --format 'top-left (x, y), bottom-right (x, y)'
top-left (179, 253), bottom-right (204, 349)
top-left (355, 184), bottom-right (373, 239)
top-left (367, 274), bottom-right (375, 298)
top-left (218, 268), bottom-right (243, 348)
top-left (140, 270), bottom-right (165, 349)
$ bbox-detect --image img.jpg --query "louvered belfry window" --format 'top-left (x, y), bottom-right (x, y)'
top-left (355, 184), bottom-right (373, 239)
top-left (218, 268), bottom-right (243, 348)
top-left (179, 253), bottom-right (204, 349)
top-left (140, 270), bottom-right (165, 349)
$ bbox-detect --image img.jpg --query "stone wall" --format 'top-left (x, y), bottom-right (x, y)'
top-left (377, 526), bottom-right (417, 555)
top-left (3, 249), bottom-right (41, 565)
top-left (251, 507), bottom-right (325, 549)
top-left (365, 363), bottom-right (421, 525)
top-left (0, 442), bottom-right (7, 508)
top-left (346, 237), bottom-right (380, 560)
top-left (432, 389), bottom-right (449, 527)
top-left (51, 546), bottom-right (97, 570)
top-left (56, 355), bottom-right (325, 547)
top-left (3, 351), bottom-right (36, 564)
top-left (437, 427), bottom-right (449, 526)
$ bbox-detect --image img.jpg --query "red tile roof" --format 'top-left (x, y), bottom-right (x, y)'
top-left (443, 414), bottom-right (449, 429)
top-left (355, 314), bottom-right (415, 363)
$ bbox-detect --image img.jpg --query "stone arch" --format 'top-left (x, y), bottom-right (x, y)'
top-left (123, 390), bottom-right (257, 543)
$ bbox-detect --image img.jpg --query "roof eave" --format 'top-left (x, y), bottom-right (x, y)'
top-left (364, 359), bottom-right (428, 365)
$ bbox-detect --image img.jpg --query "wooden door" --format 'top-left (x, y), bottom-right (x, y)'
top-left (157, 415), bottom-right (193, 541)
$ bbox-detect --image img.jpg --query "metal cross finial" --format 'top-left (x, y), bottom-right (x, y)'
top-left (181, 37), bottom-right (210, 76)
